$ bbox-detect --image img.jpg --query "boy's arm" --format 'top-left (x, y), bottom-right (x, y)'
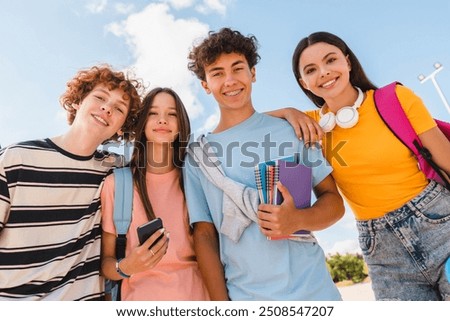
top-left (265, 107), bottom-right (324, 144)
top-left (193, 222), bottom-right (229, 301)
top-left (257, 175), bottom-right (344, 238)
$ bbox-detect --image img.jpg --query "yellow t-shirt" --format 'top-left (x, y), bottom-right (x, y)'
top-left (306, 85), bottom-right (436, 220)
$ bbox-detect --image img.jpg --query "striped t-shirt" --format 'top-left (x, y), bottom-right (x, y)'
top-left (0, 139), bottom-right (118, 300)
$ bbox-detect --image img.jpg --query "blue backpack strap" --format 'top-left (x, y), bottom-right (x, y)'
top-left (108, 167), bottom-right (133, 301)
top-left (113, 167), bottom-right (133, 259)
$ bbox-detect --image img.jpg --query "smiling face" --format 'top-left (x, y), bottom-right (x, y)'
top-left (73, 84), bottom-right (129, 141)
top-left (201, 52), bottom-right (256, 113)
top-left (144, 92), bottom-right (179, 145)
top-left (298, 42), bottom-right (353, 103)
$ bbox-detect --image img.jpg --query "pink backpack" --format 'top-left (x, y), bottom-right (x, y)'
top-left (374, 82), bottom-right (450, 189)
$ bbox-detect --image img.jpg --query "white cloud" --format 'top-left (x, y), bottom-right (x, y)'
top-left (107, 2), bottom-right (209, 119)
top-left (114, 2), bottom-right (135, 15)
top-left (165, 0), bottom-right (196, 10)
top-left (196, 111), bottom-right (219, 135)
top-left (196, 0), bottom-right (228, 15)
top-left (85, 0), bottom-right (108, 14)
top-left (326, 239), bottom-right (362, 256)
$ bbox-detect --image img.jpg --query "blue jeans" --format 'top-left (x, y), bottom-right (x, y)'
top-left (356, 180), bottom-right (450, 300)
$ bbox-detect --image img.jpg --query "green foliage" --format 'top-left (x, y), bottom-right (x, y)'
top-left (326, 253), bottom-right (368, 283)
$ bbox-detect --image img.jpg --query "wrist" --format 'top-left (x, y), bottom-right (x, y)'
top-left (116, 258), bottom-right (131, 278)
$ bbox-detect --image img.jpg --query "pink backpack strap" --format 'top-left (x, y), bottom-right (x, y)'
top-left (373, 81), bottom-right (423, 156)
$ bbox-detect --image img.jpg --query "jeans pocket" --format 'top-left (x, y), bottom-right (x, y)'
top-left (358, 232), bottom-right (376, 257)
top-left (417, 190), bottom-right (450, 223)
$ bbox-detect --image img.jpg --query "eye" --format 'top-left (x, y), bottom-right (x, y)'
top-left (212, 71), bottom-right (222, 77)
top-left (168, 113), bottom-right (178, 117)
top-left (305, 67), bottom-right (316, 75)
top-left (148, 111), bottom-right (157, 116)
top-left (94, 95), bottom-right (106, 101)
top-left (326, 57), bottom-right (337, 64)
top-left (114, 106), bottom-right (124, 114)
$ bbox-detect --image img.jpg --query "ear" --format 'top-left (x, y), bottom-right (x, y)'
top-left (201, 80), bottom-right (211, 94)
top-left (346, 55), bottom-right (351, 71)
top-left (251, 66), bottom-right (256, 83)
top-left (72, 103), bottom-right (80, 110)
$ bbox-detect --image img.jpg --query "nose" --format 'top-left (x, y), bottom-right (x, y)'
top-left (320, 67), bottom-right (330, 78)
top-left (158, 116), bottom-right (167, 124)
top-left (101, 104), bottom-right (112, 115)
top-left (224, 73), bottom-right (237, 86)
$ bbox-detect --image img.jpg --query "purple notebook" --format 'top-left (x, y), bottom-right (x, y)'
top-left (275, 160), bottom-right (312, 208)
top-left (273, 160), bottom-right (312, 238)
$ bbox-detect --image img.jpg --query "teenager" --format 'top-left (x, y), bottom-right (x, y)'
top-left (0, 65), bottom-right (142, 300)
top-left (101, 87), bottom-right (209, 300)
top-left (292, 31), bottom-right (450, 300)
top-left (183, 27), bottom-right (344, 301)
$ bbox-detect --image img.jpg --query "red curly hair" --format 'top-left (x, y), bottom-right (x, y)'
top-left (59, 64), bottom-right (144, 141)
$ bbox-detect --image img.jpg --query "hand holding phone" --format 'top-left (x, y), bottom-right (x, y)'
top-left (137, 218), bottom-right (164, 248)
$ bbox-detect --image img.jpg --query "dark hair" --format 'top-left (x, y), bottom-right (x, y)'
top-left (60, 64), bottom-right (143, 140)
top-left (292, 32), bottom-right (377, 107)
top-left (130, 87), bottom-right (191, 221)
top-left (188, 27), bottom-right (260, 81)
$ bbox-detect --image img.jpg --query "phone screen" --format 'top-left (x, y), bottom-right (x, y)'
top-left (137, 218), bottom-right (163, 246)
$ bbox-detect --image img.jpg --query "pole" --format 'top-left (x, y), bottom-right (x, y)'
top-left (430, 76), bottom-right (450, 114)
top-left (418, 64), bottom-right (450, 115)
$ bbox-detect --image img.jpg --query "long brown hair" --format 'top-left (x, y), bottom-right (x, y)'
top-left (130, 87), bottom-right (191, 221)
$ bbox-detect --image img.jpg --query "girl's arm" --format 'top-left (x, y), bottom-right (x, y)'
top-left (265, 107), bottom-right (324, 144)
top-left (101, 229), bottom-right (169, 280)
top-left (419, 126), bottom-right (450, 176)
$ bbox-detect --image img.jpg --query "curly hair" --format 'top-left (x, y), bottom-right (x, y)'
top-left (59, 64), bottom-right (144, 141)
top-left (188, 27), bottom-right (260, 81)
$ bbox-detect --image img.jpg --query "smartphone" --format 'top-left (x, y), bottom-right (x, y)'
top-left (137, 218), bottom-right (164, 247)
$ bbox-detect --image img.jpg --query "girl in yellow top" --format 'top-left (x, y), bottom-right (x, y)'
top-left (290, 31), bottom-right (450, 300)
top-left (101, 88), bottom-right (209, 300)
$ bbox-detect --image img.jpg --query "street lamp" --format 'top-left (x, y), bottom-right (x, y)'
top-left (418, 62), bottom-right (450, 114)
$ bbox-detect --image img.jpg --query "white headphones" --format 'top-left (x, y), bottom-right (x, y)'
top-left (318, 87), bottom-right (364, 132)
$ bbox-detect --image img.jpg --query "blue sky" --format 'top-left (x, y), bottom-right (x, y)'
top-left (1, 0), bottom-right (450, 255)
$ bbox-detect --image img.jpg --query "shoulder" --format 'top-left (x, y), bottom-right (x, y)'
top-left (0, 139), bottom-right (49, 163)
top-left (394, 84), bottom-right (419, 100)
top-left (305, 109), bottom-right (320, 121)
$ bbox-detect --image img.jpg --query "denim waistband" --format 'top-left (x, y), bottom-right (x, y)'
top-left (356, 180), bottom-right (444, 230)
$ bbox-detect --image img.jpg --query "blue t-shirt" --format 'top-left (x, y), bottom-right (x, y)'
top-left (183, 112), bottom-right (341, 300)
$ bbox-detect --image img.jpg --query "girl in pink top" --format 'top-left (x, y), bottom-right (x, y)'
top-left (101, 87), bottom-right (209, 300)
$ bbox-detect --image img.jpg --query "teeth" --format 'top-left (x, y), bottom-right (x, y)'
top-left (224, 89), bottom-right (241, 96)
top-left (93, 115), bottom-right (108, 126)
top-left (322, 79), bottom-right (336, 87)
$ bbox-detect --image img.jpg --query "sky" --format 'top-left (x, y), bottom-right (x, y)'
top-left (1, 0), bottom-right (450, 256)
